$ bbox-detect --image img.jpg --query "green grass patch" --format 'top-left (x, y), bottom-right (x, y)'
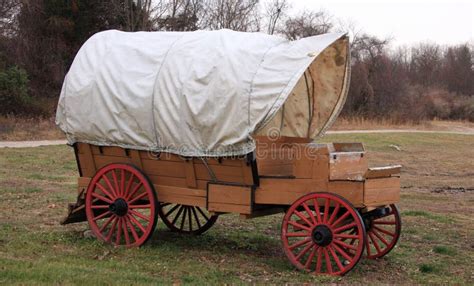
top-left (433, 245), bottom-right (456, 256)
top-left (402, 210), bottom-right (454, 223)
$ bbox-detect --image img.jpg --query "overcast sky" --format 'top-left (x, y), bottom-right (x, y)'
top-left (290, 0), bottom-right (473, 47)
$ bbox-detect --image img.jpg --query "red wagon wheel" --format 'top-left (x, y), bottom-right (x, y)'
top-left (85, 163), bottom-right (158, 247)
top-left (365, 204), bottom-right (401, 259)
top-left (158, 203), bottom-right (218, 235)
top-left (281, 192), bottom-right (366, 276)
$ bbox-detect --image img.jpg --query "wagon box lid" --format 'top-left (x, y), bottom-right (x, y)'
top-left (56, 29), bottom-right (350, 157)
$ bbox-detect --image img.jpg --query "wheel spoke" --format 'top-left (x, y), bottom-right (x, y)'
top-left (120, 169), bottom-right (125, 197)
top-left (188, 207), bottom-right (193, 231)
top-left (332, 243), bottom-right (353, 262)
top-left (369, 232), bottom-right (382, 253)
top-left (289, 237), bottom-right (312, 250)
top-left (92, 192), bottom-right (113, 204)
top-left (128, 214), bottom-right (146, 233)
top-left (126, 182), bottom-right (143, 201)
top-left (313, 199), bottom-right (322, 223)
top-left (129, 204), bottom-right (151, 209)
top-left (286, 232), bottom-right (310, 237)
top-left (334, 239), bottom-right (358, 251)
top-left (323, 248), bottom-right (333, 273)
top-left (125, 216), bottom-right (139, 242)
top-left (195, 207), bottom-right (209, 221)
top-left (315, 247), bottom-right (323, 273)
top-left (91, 205), bottom-right (109, 209)
top-left (372, 229), bottom-right (389, 246)
top-left (102, 174), bottom-right (118, 197)
top-left (323, 198), bottom-right (330, 223)
top-left (331, 210), bottom-right (350, 227)
top-left (305, 245), bottom-right (318, 269)
top-left (124, 173), bottom-right (135, 198)
top-left (164, 204), bottom-right (180, 218)
top-left (191, 207), bottom-right (202, 229)
top-left (302, 202), bottom-right (317, 224)
top-left (180, 207), bottom-right (187, 230)
top-left (128, 191), bottom-right (148, 205)
top-left (295, 242), bottom-right (314, 261)
top-left (334, 233), bottom-right (359, 239)
top-left (93, 210), bottom-right (112, 221)
top-left (95, 182), bottom-right (115, 200)
top-left (99, 215), bottom-right (115, 233)
top-left (288, 220), bottom-right (311, 231)
top-left (329, 245), bottom-right (344, 271)
top-left (111, 170), bottom-right (121, 198)
top-left (373, 225), bottom-right (395, 237)
top-left (294, 210), bottom-right (313, 227)
top-left (115, 218), bottom-right (122, 245)
top-left (122, 218), bottom-right (130, 245)
top-left (171, 206), bottom-right (185, 225)
top-left (334, 222), bottom-right (357, 233)
top-left (106, 217), bottom-right (118, 242)
top-left (129, 209), bottom-right (150, 222)
top-left (327, 202), bottom-right (340, 225)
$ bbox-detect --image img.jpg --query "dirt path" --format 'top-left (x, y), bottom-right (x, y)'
top-left (0, 129), bottom-right (472, 148)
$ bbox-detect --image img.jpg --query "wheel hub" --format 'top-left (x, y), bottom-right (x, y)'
top-left (312, 225), bottom-right (333, 246)
top-left (109, 198), bottom-right (128, 216)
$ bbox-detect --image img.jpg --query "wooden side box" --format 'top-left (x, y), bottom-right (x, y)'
top-left (364, 176), bottom-right (400, 207)
top-left (207, 183), bottom-right (253, 214)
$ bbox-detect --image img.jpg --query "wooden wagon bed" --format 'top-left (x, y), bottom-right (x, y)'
top-left (65, 136), bottom-right (400, 224)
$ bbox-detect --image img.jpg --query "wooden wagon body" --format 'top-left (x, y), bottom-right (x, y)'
top-left (68, 138), bottom-right (400, 219)
top-left (57, 30), bottom-right (402, 276)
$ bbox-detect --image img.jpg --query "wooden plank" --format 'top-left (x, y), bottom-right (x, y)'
top-left (91, 146), bottom-right (127, 157)
top-left (240, 206), bottom-right (285, 219)
top-left (155, 184), bottom-right (206, 198)
top-left (141, 159), bottom-right (186, 178)
top-left (364, 177), bottom-right (400, 207)
top-left (208, 202), bottom-right (251, 214)
top-left (254, 178), bottom-right (328, 205)
top-left (80, 144), bottom-right (97, 177)
top-left (130, 150), bottom-right (143, 169)
top-left (365, 165), bottom-right (402, 179)
top-left (94, 155), bottom-right (133, 169)
top-left (312, 155), bottom-right (329, 181)
top-left (194, 164), bottom-right (244, 182)
top-left (333, 143), bottom-right (365, 152)
top-left (329, 152), bottom-right (367, 181)
top-left (77, 177), bottom-right (91, 194)
top-left (184, 160), bottom-right (197, 188)
top-left (327, 181), bottom-right (364, 206)
top-left (241, 161), bottom-right (255, 185)
top-left (158, 193), bottom-right (206, 207)
top-left (208, 184), bottom-right (251, 205)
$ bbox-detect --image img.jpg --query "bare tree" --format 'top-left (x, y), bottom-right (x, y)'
top-left (280, 10), bottom-right (332, 40)
top-left (0, 0), bottom-right (19, 36)
top-left (264, 0), bottom-right (290, 35)
top-left (202, 0), bottom-right (260, 32)
top-left (154, 0), bottom-right (204, 31)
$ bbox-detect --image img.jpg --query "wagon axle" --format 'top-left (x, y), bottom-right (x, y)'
top-left (312, 225), bottom-right (333, 247)
top-left (109, 198), bottom-right (128, 217)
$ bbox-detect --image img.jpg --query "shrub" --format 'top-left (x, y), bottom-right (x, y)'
top-left (0, 66), bottom-right (31, 115)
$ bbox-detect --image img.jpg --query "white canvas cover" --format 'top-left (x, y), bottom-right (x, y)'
top-left (56, 29), bottom-right (350, 156)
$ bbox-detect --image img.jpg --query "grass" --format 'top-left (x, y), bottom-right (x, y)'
top-left (0, 133), bottom-right (473, 284)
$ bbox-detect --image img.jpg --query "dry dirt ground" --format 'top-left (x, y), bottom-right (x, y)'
top-left (0, 132), bottom-right (473, 284)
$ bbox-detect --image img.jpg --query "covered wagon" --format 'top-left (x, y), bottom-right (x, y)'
top-left (56, 29), bottom-right (402, 276)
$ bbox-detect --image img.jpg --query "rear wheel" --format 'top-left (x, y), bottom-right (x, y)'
top-left (365, 204), bottom-right (401, 259)
top-left (158, 203), bottom-right (218, 235)
top-left (281, 192), bottom-right (366, 276)
top-left (85, 163), bottom-right (158, 247)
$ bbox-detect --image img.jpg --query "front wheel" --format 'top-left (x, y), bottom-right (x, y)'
top-left (281, 192), bottom-right (366, 276)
